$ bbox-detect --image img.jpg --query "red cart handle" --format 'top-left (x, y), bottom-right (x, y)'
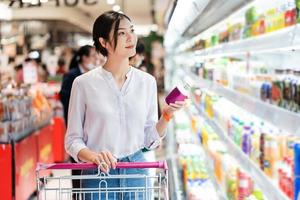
top-left (37, 161), bottom-right (168, 171)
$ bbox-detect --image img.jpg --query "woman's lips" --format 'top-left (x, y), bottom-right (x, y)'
top-left (125, 45), bottom-right (134, 49)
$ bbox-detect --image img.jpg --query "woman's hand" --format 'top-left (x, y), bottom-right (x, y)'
top-left (164, 100), bottom-right (187, 116)
top-left (86, 150), bottom-right (117, 173)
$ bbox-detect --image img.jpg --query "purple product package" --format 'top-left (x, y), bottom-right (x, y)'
top-left (165, 87), bottom-right (188, 105)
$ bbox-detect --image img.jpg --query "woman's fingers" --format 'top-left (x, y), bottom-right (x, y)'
top-left (106, 151), bottom-right (117, 169)
top-left (97, 154), bottom-right (109, 173)
top-left (100, 152), bottom-right (112, 169)
top-left (174, 101), bottom-right (186, 106)
top-left (169, 103), bottom-right (181, 109)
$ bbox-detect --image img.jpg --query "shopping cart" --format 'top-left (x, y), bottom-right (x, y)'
top-left (36, 161), bottom-right (169, 200)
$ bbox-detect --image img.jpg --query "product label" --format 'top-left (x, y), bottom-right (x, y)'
top-left (264, 160), bottom-right (270, 168)
top-left (239, 179), bottom-right (249, 188)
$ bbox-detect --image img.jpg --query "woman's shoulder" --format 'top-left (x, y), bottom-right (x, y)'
top-left (132, 67), bottom-right (155, 83)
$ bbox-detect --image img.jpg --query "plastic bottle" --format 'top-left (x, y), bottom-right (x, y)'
top-left (242, 126), bottom-right (252, 156)
top-left (259, 122), bottom-right (266, 170)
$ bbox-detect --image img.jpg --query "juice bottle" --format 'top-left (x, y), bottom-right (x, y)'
top-left (278, 130), bottom-right (288, 161)
top-left (242, 126), bottom-right (252, 156)
top-left (297, 0), bottom-right (300, 23)
top-left (236, 121), bottom-right (244, 147)
top-left (251, 128), bottom-right (261, 165)
top-left (264, 133), bottom-right (278, 178)
top-left (226, 168), bottom-right (237, 200)
top-left (259, 123), bottom-right (266, 170)
top-left (237, 169), bottom-right (250, 200)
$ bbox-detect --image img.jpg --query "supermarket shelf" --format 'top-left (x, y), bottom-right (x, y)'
top-left (166, 121), bottom-right (184, 200)
top-left (193, 24), bottom-right (300, 58)
top-left (191, 99), bottom-right (289, 200)
top-left (185, 109), bottom-right (228, 200)
top-left (9, 117), bottom-right (52, 142)
top-left (186, 71), bottom-right (300, 136)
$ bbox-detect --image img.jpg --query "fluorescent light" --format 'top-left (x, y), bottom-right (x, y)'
top-left (40, 0), bottom-right (48, 3)
top-left (22, 0), bottom-right (31, 3)
top-left (31, 0), bottom-right (39, 5)
top-left (107, 0), bottom-right (115, 5)
top-left (29, 51), bottom-right (40, 59)
top-left (112, 5), bottom-right (120, 12)
top-left (0, 3), bottom-right (12, 20)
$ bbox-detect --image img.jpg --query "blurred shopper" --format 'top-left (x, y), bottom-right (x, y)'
top-left (59, 45), bottom-right (98, 199)
top-left (129, 39), bottom-right (146, 71)
top-left (56, 58), bottom-right (67, 76)
top-left (60, 45), bottom-right (98, 124)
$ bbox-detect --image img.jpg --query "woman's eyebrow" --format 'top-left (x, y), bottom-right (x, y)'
top-left (118, 25), bottom-right (134, 30)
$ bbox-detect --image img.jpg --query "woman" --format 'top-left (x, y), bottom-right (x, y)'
top-left (65, 11), bottom-right (185, 200)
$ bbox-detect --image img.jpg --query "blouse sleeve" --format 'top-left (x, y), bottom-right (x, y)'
top-left (64, 78), bottom-right (87, 162)
top-left (144, 77), bottom-right (166, 150)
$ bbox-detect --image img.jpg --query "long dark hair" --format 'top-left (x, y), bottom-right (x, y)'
top-left (69, 45), bottom-right (93, 70)
top-left (92, 11), bottom-right (131, 57)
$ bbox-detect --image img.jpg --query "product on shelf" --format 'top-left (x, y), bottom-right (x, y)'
top-left (191, 59), bottom-right (300, 113)
top-left (193, 88), bottom-right (299, 199)
top-left (173, 112), bottom-right (219, 200)
top-left (192, 110), bottom-right (265, 200)
top-left (0, 80), bottom-right (52, 142)
top-left (184, 0), bottom-right (298, 52)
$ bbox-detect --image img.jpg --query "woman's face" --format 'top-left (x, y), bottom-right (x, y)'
top-left (107, 18), bottom-right (137, 58)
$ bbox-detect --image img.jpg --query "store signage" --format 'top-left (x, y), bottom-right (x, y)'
top-left (9, 0), bottom-right (97, 8)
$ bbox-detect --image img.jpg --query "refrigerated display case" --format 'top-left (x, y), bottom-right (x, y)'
top-left (165, 0), bottom-right (300, 199)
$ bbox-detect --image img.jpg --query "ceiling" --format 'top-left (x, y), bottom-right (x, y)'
top-left (2, 0), bottom-right (172, 35)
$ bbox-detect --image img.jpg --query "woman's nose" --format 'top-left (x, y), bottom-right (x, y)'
top-left (127, 32), bottom-right (135, 42)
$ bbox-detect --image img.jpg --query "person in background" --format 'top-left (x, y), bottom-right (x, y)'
top-left (59, 45), bottom-right (98, 199)
top-left (129, 39), bottom-right (146, 71)
top-left (56, 58), bottom-right (66, 76)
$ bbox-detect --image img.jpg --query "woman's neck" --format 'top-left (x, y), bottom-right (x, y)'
top-left (103, 55), bottom-right (130, 80)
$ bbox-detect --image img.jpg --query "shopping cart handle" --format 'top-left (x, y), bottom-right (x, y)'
top-left (36, 161), bottom-right (168, 171)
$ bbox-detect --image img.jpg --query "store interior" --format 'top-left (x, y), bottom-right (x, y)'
top-left (1, 0), bottom-right (300, 200)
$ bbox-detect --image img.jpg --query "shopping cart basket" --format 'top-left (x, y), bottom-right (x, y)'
top-left (36, 161), bottom-right (169, 200)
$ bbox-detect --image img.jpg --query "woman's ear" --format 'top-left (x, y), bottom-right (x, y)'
top-left (99, 37), bottom-right (107, 48)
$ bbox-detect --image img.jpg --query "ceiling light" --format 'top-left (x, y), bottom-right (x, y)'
top-left (112, 5), bottom-right (120, 12)
top-left (22, 0), bottom-right (31, 3)
top-left (40, 0), bottom-right (48, 3)
top-left (31, 0), bottom-right (39, 5)
top-left (107, 0), bottom-right (115, 5)
top-left (0, 3), bottom-right (12, 20)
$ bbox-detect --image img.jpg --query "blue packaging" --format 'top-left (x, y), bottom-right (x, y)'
top-left (294, 143), bottom-right (300, 200)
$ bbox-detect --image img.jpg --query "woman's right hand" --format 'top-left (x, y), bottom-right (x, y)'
top-left (89, 151), bottom-right (117, 173)
top-left (78, 148), bottom-right (117, 174)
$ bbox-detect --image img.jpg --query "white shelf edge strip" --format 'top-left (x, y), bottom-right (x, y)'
top-left (192, 100), bottom-right (289, 200)
top-left (187, 71), bottom-right (300, 135)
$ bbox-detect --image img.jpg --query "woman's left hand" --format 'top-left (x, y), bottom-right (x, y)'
top-left (163, 100), bottom-right (187, 116)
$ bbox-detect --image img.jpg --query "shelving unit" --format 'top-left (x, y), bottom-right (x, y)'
top-left (190, 98), bottom-right (289, 200)
top-left (185, 109), bottom-right (228, 200)
top-left (184, 71), bottom-right (300, 136)
top-left (193, 24), bottom-right (300, 59)
top-left (165, 0), bottom-right (300, 199)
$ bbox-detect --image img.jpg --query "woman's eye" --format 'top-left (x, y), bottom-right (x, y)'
top-left (118, 32), bottom-right (125, 36)
top-left (131, 29), bottom-right (135, 33)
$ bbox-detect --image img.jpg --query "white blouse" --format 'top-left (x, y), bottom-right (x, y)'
top-left (65, 67), bottom-right (162, 162)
